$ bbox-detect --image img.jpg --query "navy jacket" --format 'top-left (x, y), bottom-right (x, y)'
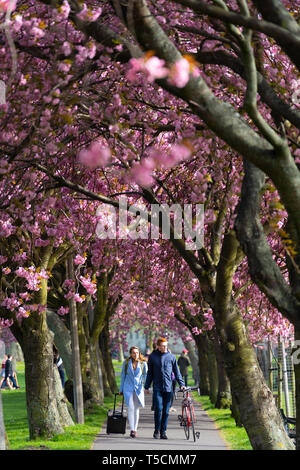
top-left (144, 349), bottom-right (184, 392)
top-left (5, 359), bottom-right (13, 376)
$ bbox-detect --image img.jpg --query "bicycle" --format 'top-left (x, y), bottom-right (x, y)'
top-left (176, 386), bottom-right (201, 441)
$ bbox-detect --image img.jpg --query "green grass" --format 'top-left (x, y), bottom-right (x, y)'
top-left (1, 362), bottom-right (117, 450)
top-left (2, 360), bottom-right (253, 450)
top-left (193, 395), bottom-right (252, 450)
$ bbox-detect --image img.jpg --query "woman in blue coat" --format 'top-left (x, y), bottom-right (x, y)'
top-left (119, 346), bottom-right (148, 438)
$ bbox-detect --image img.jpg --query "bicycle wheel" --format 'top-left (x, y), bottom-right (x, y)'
top-left (182, 405), bottom-right (190, 440)
top-left (188, 403), bottom-right (196, 442)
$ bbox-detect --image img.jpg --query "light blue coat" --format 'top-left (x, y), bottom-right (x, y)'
top-left (119, 359), bottom-right (148, 407)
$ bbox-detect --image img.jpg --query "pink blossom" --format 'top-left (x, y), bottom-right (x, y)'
top-left (61, 41), bottom-right (72, 56)
top-left (17, 307), bottom-right (30, 318)
top-left (79, 275), bottom-right (97, 295)
top-left (35, 238), bottom-right (50, 247)
top-left (63, 278), bottom-right (75, 288)
top-left (64, 291), bottom-right (74, 300)
top-left (1, 293), bottom-right (21, 311)
top-left (163, 144), bottom-right (192, 168)
top-left (0, 255), bottom-right (8, 264)
top-left (2, 267), bottom-right (11, 274)
top-left (87, 42), bottom-right (96, 59)
top-left (130, 161), bottom-right (155, 188)
top-left (74, 254), bottom-right (86, 265)
top-left (168, 58), bottom-right (190, 88)
top-left (73, 293), bottom-right (85, 303)
top-left (58, 0), bottom-right (70, 20)
top-left (15, 266), bottom-right (27, 278)
top-left (77, 3), bottom-right (102, 22)
top-left (58, 61), bottom-right (72, 73)
top-left (57, 306), bottom-right (69, 316)
top-left (75, 45), bottom-right (89, 65)
top-left (127, 56), bottom-right (168, 83)
top-left (78, 140), bottom-right (111, 169)
top-left (19, 292), bottom-right (31, 301)
top-left (0, 220), bottom-right (16, 237)
top-left (12, 251), bottom-right (28, 262)
top-left (12, 14), bottom-right (22, 32)
top-left (0, 0), bottom-right (17, 13)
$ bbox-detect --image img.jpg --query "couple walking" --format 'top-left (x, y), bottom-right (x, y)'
top-left (119, 337), bottom-right (185, 439)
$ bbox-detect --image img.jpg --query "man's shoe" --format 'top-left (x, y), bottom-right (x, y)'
top-left (153, 431), bottom-right (159, 439)
top-left (160, 433), bottom-right (168, 440)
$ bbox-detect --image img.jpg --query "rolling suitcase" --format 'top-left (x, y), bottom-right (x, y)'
top-left (106, 393), bottom-right (127, 434)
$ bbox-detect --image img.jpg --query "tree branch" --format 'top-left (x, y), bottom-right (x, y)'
top-left (234, 159), bottom-right (300, 324)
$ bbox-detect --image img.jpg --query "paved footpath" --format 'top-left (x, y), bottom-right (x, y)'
top-left (92, 393), bottom-right (229, 451)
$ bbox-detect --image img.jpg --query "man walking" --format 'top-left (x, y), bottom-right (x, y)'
top-left (177, 349), bottom-right (190, 386)
top-left (144, 337), bottom-right (185, 440)
top-left (3, 355), bottom-right (19, 389)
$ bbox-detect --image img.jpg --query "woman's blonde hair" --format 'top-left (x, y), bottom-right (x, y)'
top-left (129, 346), bottom-right (145, 362)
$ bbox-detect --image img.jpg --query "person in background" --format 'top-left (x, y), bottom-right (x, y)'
top-left (144, 349), bottom-right (151, 362)
top-left (177, 349), bottom-right (190, 387)
top-left (53, 345), bottom-right (66, 389)
top-left (3, 354), bottom-right (19, 389)
top-left (0, 354), bottom-right (8, 389)
top-left (145, 337), bottom-right (185, 440)
top-left (119, 346), bottom-right (148, 438)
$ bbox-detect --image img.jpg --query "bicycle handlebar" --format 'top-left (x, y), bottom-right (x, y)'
top-left (176, 386), bottom-right (200, 395)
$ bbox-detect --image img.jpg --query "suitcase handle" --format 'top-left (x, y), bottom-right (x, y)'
top-left (114, 392), bottom-right (124, 414)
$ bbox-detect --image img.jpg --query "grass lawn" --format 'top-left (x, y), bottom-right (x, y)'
top-left (2, 359), bottom-right (253, 450)
top-left (1, 362), bottom-right (118, 450)
top-left (193, 395), bottom-right (252, 450)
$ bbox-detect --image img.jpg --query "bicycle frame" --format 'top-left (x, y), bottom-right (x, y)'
top-left (177, 386), bottom-right (200, 441)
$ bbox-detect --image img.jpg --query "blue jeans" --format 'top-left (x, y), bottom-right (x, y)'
top-left (153, 390), bottom-right (173, 434)
top-left (2, 374), bottom-right (18, 389)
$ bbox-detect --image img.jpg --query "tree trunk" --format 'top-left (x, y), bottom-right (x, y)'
top-left (99, 320), bottom-right (117, 394)
top-left (67, 255), bottom-right (84, 424)
top-left (218, 304), bottom-right (294, 449)
top-left (294, 322), bottom-right (300, 450)
top-left (207, 334), bottom-right (218, 405)
top-left (21, 320), bottom-right (64, 439)
top-left (86, 342), bottom-right (104, 406)
top-left (215, 230), bottom-right (294, 450)
top-left (231, 393), bottom-right (242, 427)
top-left (214, 335), bottom-right (232, 409)
top-left (183, 339), bottom-right (199, 385)
top-left (98, 347), bottom-right (113, 397)
top-left (119, 342), bottom-right (124, 363)
top-left (47, 309), bottom-right (72, 380)
top-left (53, 366), bottom-right (74, 427)
top-left (194, 333), bottom-right (210, 395)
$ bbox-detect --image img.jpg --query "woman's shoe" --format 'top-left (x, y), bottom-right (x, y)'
top-left (130, 430), bottom-right (136, 438)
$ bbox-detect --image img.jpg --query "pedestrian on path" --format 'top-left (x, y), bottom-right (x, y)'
top-left (177, 349), bottom-right (190, 386)
top-left (53, 345), bottom-right (66, 389)
top-left (119, 346), bottom-right (148, 439)
top-left (144, 337), bottom-right (185, 440)
top-left (0, 354), bottom-right (8, 389)
top-left (2, 355), bottom-right (19, 389)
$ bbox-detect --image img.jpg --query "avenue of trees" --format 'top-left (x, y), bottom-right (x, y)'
top-left (0, 0), bottom-right (300, 450)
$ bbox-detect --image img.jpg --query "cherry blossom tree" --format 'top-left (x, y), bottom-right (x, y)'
top-left (1, 0), bottom-right (300, 449)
